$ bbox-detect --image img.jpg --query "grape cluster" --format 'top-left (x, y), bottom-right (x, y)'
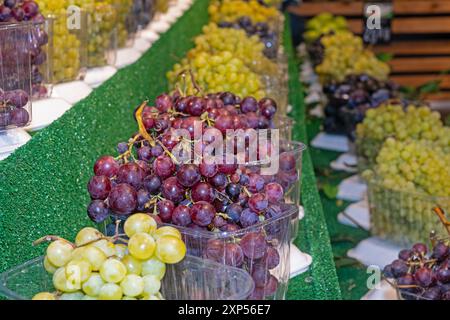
top-left (315, 31), bottom-right (390, 83)
top-left (38, 0), bottom-right (81, 83)
top-left (0, 0), bottom-right (49, 97)
top-left (167, 52), bottom-right (266, 99)
top-left (0, 89), bottom-right (30, 129)
top-left (113, 0), bottom-right (134, 48)
top-left (208, 0), bottom-right (281, 26)
top-left (323, 74), bottom-right (398, 140)
top-left (130, 0), bottom-right (154, 31)
top-left (187, 23), bottom-right (277, 76)
top-left (303, 13), bottom-right (348, 43)
top-left (356, 104), bottom-right (449, 170)
top-left (384, 241), bottom-right (450, 300)
top-left (32, 220), bottom-right (186, 300)
top-left (218, 16), bottom-right (279, 59)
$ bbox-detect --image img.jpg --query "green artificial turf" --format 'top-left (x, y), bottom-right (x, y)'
top-left (305, 116), bottom-right (371, 300)
top-left (0, 0), bottom-right (341, 300)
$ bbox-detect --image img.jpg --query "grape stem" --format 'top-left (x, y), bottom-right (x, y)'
top-left (33, 236), bottom-right (76, 248)
top-left (433, 207), bottom-right (450, 236)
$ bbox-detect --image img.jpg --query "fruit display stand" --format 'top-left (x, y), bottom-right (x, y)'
top-left (0, 0), bottom-right (341, 300)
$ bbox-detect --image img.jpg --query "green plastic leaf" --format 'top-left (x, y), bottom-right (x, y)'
top-left (419, 80), bottom-right (441, 94)
top-left (322, 183), bottom-right (338, 199)
top-left (376, 52), bottom-right (394, 63)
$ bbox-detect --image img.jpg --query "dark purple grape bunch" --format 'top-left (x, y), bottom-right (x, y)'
top-left (323, 74), bottom-right (398, 140)
top-left (0, 1), bottom-right (48, 98)
top-left (205, 232), bottom-right (281, 300)
top-left (383, 241), bottom-right (450, 300)
top-left (0, 88), bottom-right (30, 129)
top-left (306, 35), bottom-right (325, 67)
top-left (218, 16), bottom-right (279, 59)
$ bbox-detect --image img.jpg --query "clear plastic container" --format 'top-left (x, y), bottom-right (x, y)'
top-left (44, 11), bottom-right (87, 84)
top-left (81, 2), bottom-right (118, 68)
top-left (164, 204), bottom-right (298, 300)
top-left (0, 22), bottom-right (33, 131)
top-left (0, 255), bottom-right (254, 300)
top-left (273, 116), bottom-right (295, 141)
top-left (367, 180), bottom-right (450, 246)
top-left (30, 18), bottom-right (53, 99)
top-left (113, 0), bottom-right (136, 48)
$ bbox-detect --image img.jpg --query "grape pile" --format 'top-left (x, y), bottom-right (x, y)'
top-left (315, 31), bottom-right (390, 83)
top-left (0, 89), bottom-right (31, 129)
top-left (384, 232), bottom-right (450, 300)
top-left (86, 91), bottom-right (298, 299)
top-left (303, 13), bottom-right (348, 43)
top-left (0, 0), bottom-right (49, 98)
top-left (187, 23), bottom-right (277, 76)
top-left (218, 16), bottom-right (279, 59)
top-left (38, 0), bottom-right (82, 83)
top-left (32, 221), bottom-right (186, 300)
top-left (356, 104), bottom-right (449, 170)
top-left (208, 0), bottom-right (281, 26)
top-left (167, 52), bottom-right (266, 99)
top-left (323, 74), bottom-right (398, 140)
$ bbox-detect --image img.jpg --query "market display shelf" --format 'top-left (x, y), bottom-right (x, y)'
top-left (0, 0), bottom-right (341, 300)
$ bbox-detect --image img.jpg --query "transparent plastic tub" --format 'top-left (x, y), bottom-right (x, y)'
top-left (45, 11), bottom-right (87, 84)
top-left (273, 116), bottom-right (296, 141)
top-left (367, 180), bottom-right (450, 246)
top-left (165, 204), bottom-right (298, 300)
top-left (0, 22), bottom-right (33, 131)
top-left (0, 255), bottom-right (254, 300)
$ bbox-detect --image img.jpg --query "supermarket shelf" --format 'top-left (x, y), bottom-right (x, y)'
top-left (388, 57), bottom-right (450, 73)
top-left (390, 74), bottom-right (450, 89)
top-left (373, 40), bottom-right (450, 56)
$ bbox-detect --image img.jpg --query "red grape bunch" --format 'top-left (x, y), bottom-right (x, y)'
top-left (0, 88), bottom-right (30, 129)
top-left (383, 207), bottom-right (450, 300)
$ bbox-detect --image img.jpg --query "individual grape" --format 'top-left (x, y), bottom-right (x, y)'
top-left (226, 203), bottom-right (243, 222)
top-left (114, 244), bottom-right (127, 259)
top-left (137, 146), bottom-right (152, 162)
top-left (143, 175), bottom-right (162, 194)
top-left (191, 201), bottom-right (216, 226)
top-left (264, 182), bottom-right (284, 203)
top-left (153, 155), bottom-right (175, 179)
top-left (415, 267), bottom-right (435, 287)
top-left (252, 264), bottom-right (270, 287)
top-left (87, 200), bottom-right (110, 223)
top-left (124, 213), bottom-right (157, 237)
top-left (172, 205), bottom-right (192, 226)
top-left (261, 247), bottom-right (280, 270)
top-left (209, 173), bottom-right (228, 189)
top-left (120, 275), bottom-right (144, 297)
top-left (240, 232), bottom-right (267, 260)
top-left (44, 255), bottom-right (57, 274)
top-left (99, 258), bottom-right (127, 283)
top-left (258, 98), bottom-right (277, 119)
top-left (117, 163), bottom-right (145, 189)
top-left (240, 209), bottom-right (259, 228)
top-left (187, 97), bottom-right (206, 116)
top-left (240, 96), bottom-right (258, 113)
top-left (94, 156), bottom-right (119, 178)
top-left (46, 240), bottom-right (73, 267)
top-left (117, 142), bottom-right (128, 154)
top-left (128, 232), bottom-right (156, 260)
top-left (221, 223), bottom-right (241, 233)
top-left (155, 235), bottom-right (186, 264)
top-left (9, 108), bottom-right (29, 126)
top-left (87, 175), bottom-right (111, 200)
top-left (177, 164), bottom-right (201, 187)
top-left (75, 227), bottom-right (103, 247)
top-left (412, 243), bottom-right (428, 256)
top-left (3, 89), bottom-right (28, 108)
top-left (398, 249), bottom-right (413, 262)
top-left (161, 177), bottom-right (185, 203)
top-left (212, 215), bottom-right (227, 228)
top-left (121, 255), bottom-right (142, 275)
top-left (223, 243), bottom-right (244, 267)
top-left (66, 259), bottom-right (92, 283)
top-left (206, 239), bottom-right (225, 262)
top-left (92, 239), bottom-right (116, 258)
top-left (151, 145), bottom-right (164, 157)
top-left (32, 292), bottom-right (56, 300)
top-left (142, 275), bottom-right (161, 295)
top-left (248, 173), bottom-right (265, 193)
top-left (191, 182), bottom-right (215, 203)
top-left (137, 189), bottom-right (151, 211)
top-left (53, 267), bottom-right (78, 292)
top-left (390, 259), bottom-right (408, 278)
top-left (199, 162), bottom-right (218, 178)
top-left (248, 193), bottom-right (268, 213)
top-left (108, 183), bottom-right (137, 215)
top-left (263, 275), bottom-right (278, 296)
top-left (141, 256), bottom-right (166, 280)
top-left (436, 267), bottom-right (450, 283)
top-left (422, 287), bottom-right (442, 300)
top-left (155, 94), bottom-right (173, 113)
top-left (226, 183), bottom-right (241, 199)
top-left (81, 246), bottom-right (107, 271)
top-left (279, 153), bottom-right (296, 172)
top-left (432, 242), bottom-right (449, 261)
top-left (157, 199), bottom-right (175, 223)
top-left (98, 283), bottom-right (123, 300)
top-left (152, 226), bottom-right (182, 240)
